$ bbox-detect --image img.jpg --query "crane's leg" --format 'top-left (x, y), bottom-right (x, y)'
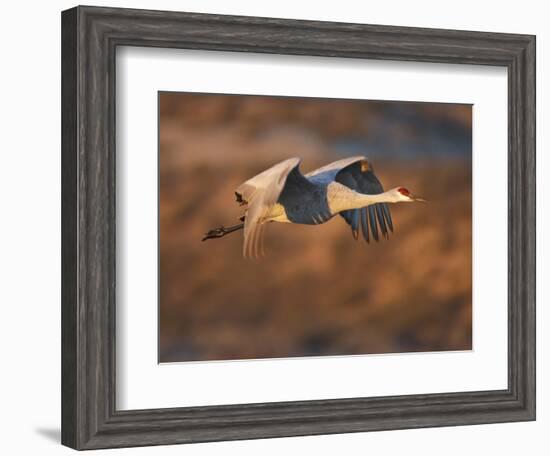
top-left (202, 219), bottom-right (245, 241)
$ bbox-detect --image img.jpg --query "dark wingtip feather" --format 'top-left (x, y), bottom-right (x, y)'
top-left (350, 210), bottom-right (360, 240)
top-left (382, 203), bottom-right (394, 232)
top-left (360, 208), bottom-right (370, 243)
top-left (368, 206), bottom-right (379, 242)
top-left (376, 204), bottom-right (389, 240)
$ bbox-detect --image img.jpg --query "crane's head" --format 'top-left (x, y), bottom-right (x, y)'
top-left (392, 187), bottom-right (426, 202)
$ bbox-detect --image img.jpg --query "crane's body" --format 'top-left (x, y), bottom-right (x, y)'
top-left (268, 181), bottom-right (407, 225)
top-left (202, 156), bottom-right (424, 257)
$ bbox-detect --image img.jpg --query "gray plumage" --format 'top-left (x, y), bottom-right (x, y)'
top-left (231, 156), bottom-right (423, 257)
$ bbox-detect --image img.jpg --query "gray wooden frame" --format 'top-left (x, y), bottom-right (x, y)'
top-left (61, 5), bottom-right (536, 450)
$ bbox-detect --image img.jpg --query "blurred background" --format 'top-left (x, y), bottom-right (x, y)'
top-left (158, 92), bottom-right (472, 363)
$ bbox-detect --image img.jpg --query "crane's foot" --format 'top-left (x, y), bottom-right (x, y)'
top-left (202, 226), bottom-right (228, 241)
top-left (201, 222), bottom-right (245, 241)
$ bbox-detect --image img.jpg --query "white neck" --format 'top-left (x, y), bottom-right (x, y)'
top-left (350, 190), bottom-right (401, 209)
top-left (327, 183), bottom-right (402, 214)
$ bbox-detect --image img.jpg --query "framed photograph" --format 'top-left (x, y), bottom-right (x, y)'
top-left (61, 5), bottom-right (535, 450)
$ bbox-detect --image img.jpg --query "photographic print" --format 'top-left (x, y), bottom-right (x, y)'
top-left (61, 8), bottom-right (536, 448)
top-left (158, 92), bottom-right (472, 363)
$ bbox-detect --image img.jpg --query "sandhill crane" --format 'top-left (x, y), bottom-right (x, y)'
top-left (202, 156), bottom-right (425, 257)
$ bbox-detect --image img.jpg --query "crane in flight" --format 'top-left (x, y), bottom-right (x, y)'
top-left (202, 156), bottom-right (425, 257)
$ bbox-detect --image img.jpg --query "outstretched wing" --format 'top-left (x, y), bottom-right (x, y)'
top-left (309, 156), bottom-right (393, 242)
top-left (236, 157), bottom-right (308, 258)
top-left (306, 155), bottom-right (369, 184)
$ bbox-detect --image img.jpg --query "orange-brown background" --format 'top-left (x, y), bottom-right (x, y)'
top-left (159, 93), bottom-right (472, 362)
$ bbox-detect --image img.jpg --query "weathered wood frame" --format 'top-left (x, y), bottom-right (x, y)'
top-left (61, 5), bottom-right (536, 450)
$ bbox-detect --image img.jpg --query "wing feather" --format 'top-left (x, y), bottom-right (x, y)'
top-left (360, 208), bottom-right (370, 243)
top-left (320, 156), bottom-right (394, 243)
top-left (235, 157), bottom-right (303, 258)
top-left (306, 156), bottom-right (366, 184)
top-left (350, 210), bottom-right (360, 239)
top-left (368, 206), bottom-right (379, 241)
top-left (376, 204), bottom-right (389, 240)
top-left (382, 203), bottom-right (394, 232)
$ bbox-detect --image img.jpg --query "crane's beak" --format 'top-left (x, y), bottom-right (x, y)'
top-left (412, 195), bottom-right (426, 202)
